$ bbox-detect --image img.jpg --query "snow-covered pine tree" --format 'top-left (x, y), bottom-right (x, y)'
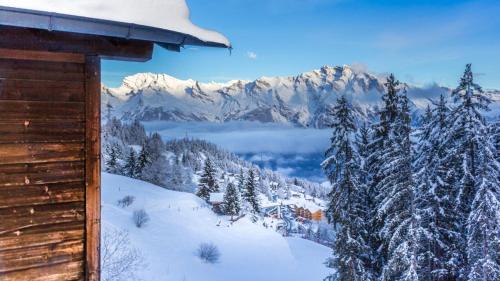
top-left (414, 94), bottom-right (462, 280)
top-left (374, 84), bottom-right (419, 280)
top-left (123, 119), bottom-right (147, 145)
top-left (440, 64), bottom-right (499, 279)
top-left (466, 157), bottom-right (500, 281)
top-left (166, 161), bottom-right (192, 192)
top-left (322, 95), bottom-right (373, 281)
top-left (237, 169), bottom-right (245, 193)
top-left (490, 120), bottom-right (499, 164)
top-left (105, 101), bottom-right (113, 121)
top-left (124, 148), bottom-right (137, 178)
top-left (440, 64), bottom-right (500, 280)
top-left (196, 158), bottom-right (219, 201)
top-left (105, 142), bottom-right (122, 174)
top-left (356, 122), bottom-right (376, 276)
top-left (135, 144), bottom-right (150, 178)
top-left (223, 182), bottom-right (241, 220)
top-left (145, 132), bottom-right (165, 162)
top-left (244, 169), bottom-right (260, 213)
top-left (366, 74), bottom-right (401, 278)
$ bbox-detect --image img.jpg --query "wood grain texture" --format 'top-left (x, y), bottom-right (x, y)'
top-left (0, 182), bottom-right (84, 208)
top-left (0, 143), bottom-right (85, 165)
top-left (0, 161), bottom-right (84, 187)
top-left (0, 221), bottom-right (84, 251)
top-left (85, 55), bottom-right (101, 281)
top-left (0, 48), bottom-right (85, 63)
top-left (0, 260), bottom-right (84, 281)
top-left (0, 49), bottom-right (88, 280)
top-left (0, 239), bottom-right (84, 273)
top-left (0, 79), bottom-right (85, 102)
top-left (0, 26), bottom-right (153, 62)
top-left (0, 201), bottom-right (85, 234)
top-left (0, 100), bottom-right (85, 121)
top-left (0, 120), bottom-right (85, 144)
top-left (0, 58), bottom-right (84, 81)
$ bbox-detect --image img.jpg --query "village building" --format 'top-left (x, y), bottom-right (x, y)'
top-left (0, 1), bottom-right (229, 280)
top-left (209, 192), bottom-right (225, 214)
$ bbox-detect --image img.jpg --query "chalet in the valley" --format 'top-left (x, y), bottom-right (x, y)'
top-left (295, 206), bottom-right (323, 222)
top-left (209, 192), bottom-right (224, 214)
top-left (0, 1), bottom-right (229, 280)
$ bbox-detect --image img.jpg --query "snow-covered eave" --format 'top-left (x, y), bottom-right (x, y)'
top-left (0, 5), bottom-right (231, 51)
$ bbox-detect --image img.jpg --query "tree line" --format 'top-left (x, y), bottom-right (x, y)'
top-left (323, 64), bottom-right (499, 281)
top-left (196, 158), bottom-right (261, 218)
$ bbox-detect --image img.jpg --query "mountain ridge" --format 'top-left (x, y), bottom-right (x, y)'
top-left (102, 65), bottom-right (498, 127)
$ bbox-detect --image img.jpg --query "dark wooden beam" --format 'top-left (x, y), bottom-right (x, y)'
top-left (0, 27), bottom-right (153, 62)
top-left (84, 55), bottom-right (101, 281)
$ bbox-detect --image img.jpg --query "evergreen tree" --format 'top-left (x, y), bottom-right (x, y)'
top-left (414, 95), bottom-right (462, 280)
top-left (196, 158), bottom-right (219, 201)
top-left (442, 64), bottom-right (499, 279)
top-left (366, 74), bottom-right (401, 277)
top-left (105, 102), bottom-right (113, 121)
top-left (244, 169), bottom-right (260, 213)
top-left (146, 132), bottom-right (165, 162)
top-left (466, 158), bottom-right (500, 281)
top-left (440, 64), bottom-right (500, 280)
top-left (136, 144), bottom-right (150, 178)
top-left (141, 156), bottom-right (168, 187)
top-left (322, 96), bottom-right (373, 280)
top-left (379, 89), bottom-right (419, 281)
top-left (105, 143), bottom-right (122, 174)
top-left (356, 122), bottom-right (376, 276)
top-left (223, 182), bottom-right (241, 220)
top-left (124, 148), bottom-right (137, 178)
top-left (166, 161), bottom-right (192, 192)
top-left (491, 120), bottom-right (499, 163)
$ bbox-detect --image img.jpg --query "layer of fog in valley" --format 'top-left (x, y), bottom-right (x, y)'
top-left (143, 121), bottom-right (330, 182)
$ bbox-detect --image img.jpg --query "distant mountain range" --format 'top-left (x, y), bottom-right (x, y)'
top-left (102, 65), bottom-right (499, 128)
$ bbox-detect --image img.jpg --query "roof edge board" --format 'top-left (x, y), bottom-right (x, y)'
top-left (0, 5), bottom-right (229, 50)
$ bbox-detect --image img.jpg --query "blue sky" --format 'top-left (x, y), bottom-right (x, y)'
top-left (102, 0), bottom-right (500, 89)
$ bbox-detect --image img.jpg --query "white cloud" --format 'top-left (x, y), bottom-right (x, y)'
top-left (246, 51), bottom-right (257, 60)
top-left (142, 121), bottom-right (331, 154)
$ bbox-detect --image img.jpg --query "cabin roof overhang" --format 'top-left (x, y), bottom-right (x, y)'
top-left (0, 5), bottom-right (230, 53)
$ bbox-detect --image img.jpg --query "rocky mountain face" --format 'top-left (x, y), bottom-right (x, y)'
top-left (102, 65), bottom-right (496, 128)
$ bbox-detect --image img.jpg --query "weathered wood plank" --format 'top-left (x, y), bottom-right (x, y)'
top-left (0, 48), bottom-right (85, 63)
top-left (0, 143), bottom-right (85, 165)
top-left (0, 26), bottom-right (153, 62)
top-left (0, 120), bottom-right (85, 144)
top-left (0, 161), bottom-right (84, 187)
top-left (0, 239), bottom-right (83, 273)
top-left (0, 182), bottom-right (84, 208)
top-left (0, 79), bottom-right (85, 102)
top-left (85, 55), bottom-right (101, 281)
top-left (0, 100), bottom-right (85, 120)
top-left (0, 259), bottom-right (84, 281)
top-left (0, 58), bottom-right (84, 81)
top-left (0, 221), bottom-right (84, 250)
top-left (0, 201), bottom-right (85, 235)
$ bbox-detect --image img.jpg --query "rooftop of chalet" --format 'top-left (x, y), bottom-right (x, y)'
top-left (0, 0), bottom-right (230, 51)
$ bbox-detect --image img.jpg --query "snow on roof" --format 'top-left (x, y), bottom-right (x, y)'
top-left (209, 193), bottom-right (224, 203)
top-left (0, 0), bottom-right (230, 48)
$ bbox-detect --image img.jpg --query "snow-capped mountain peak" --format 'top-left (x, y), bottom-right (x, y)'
top-left (102, 65), bottom-right (498, 127)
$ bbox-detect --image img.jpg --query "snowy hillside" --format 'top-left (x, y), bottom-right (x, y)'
top-left (102, 173), bottom-right (332, 281)
top-left (101, 65), bottom-right (498, 127)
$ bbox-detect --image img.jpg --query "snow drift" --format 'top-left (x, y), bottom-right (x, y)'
top-left (102, 173), bottom-right (331, 281)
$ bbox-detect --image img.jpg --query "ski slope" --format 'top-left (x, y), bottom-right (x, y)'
top-left (102, 173), bottom-right (332, 281)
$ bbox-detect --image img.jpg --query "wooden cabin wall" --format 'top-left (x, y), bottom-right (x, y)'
top-left (0, 49), bottom-right (90, 280)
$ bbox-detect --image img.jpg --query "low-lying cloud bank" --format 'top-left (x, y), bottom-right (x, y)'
top-left (143, 121), bottom-right (331, 154)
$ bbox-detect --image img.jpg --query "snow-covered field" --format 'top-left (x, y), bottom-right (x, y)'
top-left (102, 173), bottom-right (331, 281)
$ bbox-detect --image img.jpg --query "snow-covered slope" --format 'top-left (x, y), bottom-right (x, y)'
top-left (102, 173), bottom-right (331, 281)
top-left (102, 65), bottom-right (472, 128)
